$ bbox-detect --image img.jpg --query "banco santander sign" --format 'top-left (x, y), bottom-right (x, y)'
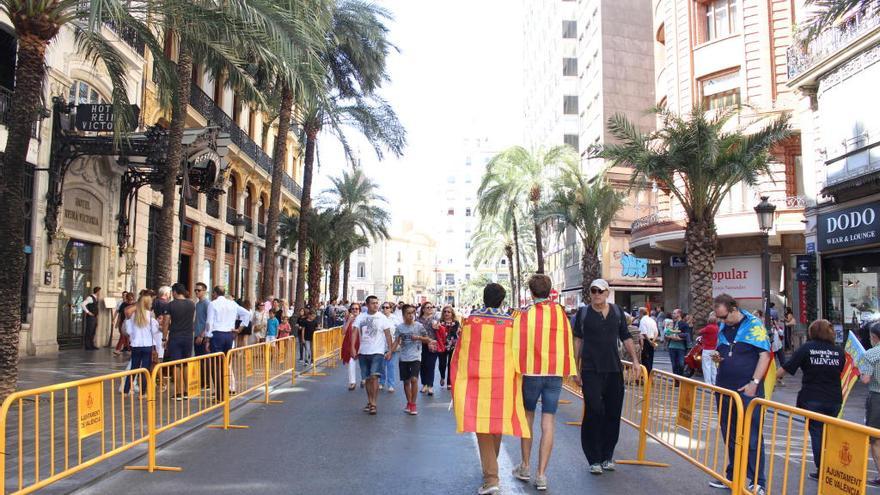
top-left (818, 202), bottom-right (880, 252)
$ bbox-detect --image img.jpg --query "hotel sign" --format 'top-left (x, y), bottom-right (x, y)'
top-left (62, 189), bottom-right (103, 236)
top-left (818, 202), bottom-right (880, 252)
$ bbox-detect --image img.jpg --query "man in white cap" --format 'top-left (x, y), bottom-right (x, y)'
top-left (572, 279), bottom-right (640, 475)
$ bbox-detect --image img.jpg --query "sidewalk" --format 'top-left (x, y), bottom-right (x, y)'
top-left (16, 347), bottom-right (131, 390)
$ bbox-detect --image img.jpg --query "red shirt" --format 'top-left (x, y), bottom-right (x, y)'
top-left (699, 323), bottom-right (719, 351)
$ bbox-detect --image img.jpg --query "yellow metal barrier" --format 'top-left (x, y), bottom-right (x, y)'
top-left (737, 398), bottom-right (880, 495)
top-left (0, 368), bottom-right (152, 494)
top-left (646, 369), bottom-right (745, 488)
top-left (224, 341), bottom-right (269, 405)
top-left (308, 326), bottom-right (342, 376)
top-left (268, 336), bottom-right (297, 386)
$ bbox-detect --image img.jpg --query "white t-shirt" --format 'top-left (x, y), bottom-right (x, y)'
top-left (638, 316), bottom-right (659, 340)
top-left (354, 312), bottom-right (394, 355)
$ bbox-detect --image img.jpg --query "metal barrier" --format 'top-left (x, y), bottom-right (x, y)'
top-left (268, 336), bottom-right (297, 385)
top-left (225, 341), bottom-right (270, 404)
top-left (646, 369), bottom-right (745, 488)
top-left (309, 326), bottom-right (342, 376)
top-left (0, 368), bottom-right (152, 494)
top-left (737, 398), bottom-right (880, 495)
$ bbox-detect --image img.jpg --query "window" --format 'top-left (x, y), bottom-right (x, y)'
top-left (358, 246), bottom-right (367, 255)
top-left (465, 208), bottom-right (472, 217)
top-left (700, 70), bottom-right (741, 110)
top-left (447, 208), bottom-right (455, 216)
top-left (564, 134), bottom-right (579, 151)
top-left (224, 236), bottom-right (233, 254)
top-left (204, 230), bottom-right (216, 249)
top-left (465, 242), bottom-right (471, 250)
top-left (465, 273), bottom-right (471, 282)
top-left (702, 0), bottom-right (739, 42)
top-left (242, 242), bottom-right (250, 260)
top-left (357, 262), bottom-right (366, 278)
top-left (68, 80), bottom-right (106, 104)
top-left (562, 20), bottom-right (577, 39)
top-left (445, 273), bottom-right (455, 285)
top-left (397, 251), bottom-right (402, 262)
top-left (563, 57), bottom-right (578, 76)
top-left (501, 259), bottom-right (507, 265)
top-left (563, 95), bottom-right (578, 115)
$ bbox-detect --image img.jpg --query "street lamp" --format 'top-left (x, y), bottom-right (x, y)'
top-left (754, 196), bottom-right (777, 331)
top-left (233, 213), bottom-right (245, 298)
top-left (45, 228), bottom-right (69, 268)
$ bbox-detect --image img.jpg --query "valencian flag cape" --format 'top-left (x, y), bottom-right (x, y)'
top-left (512, 300), bottom-right (577, 377)
top-left (717, 309), bottom-right (777, 399)
top-left (450, 307), bottom-right (530, 438)
top-left (841, 330), bottom-right (867, 417)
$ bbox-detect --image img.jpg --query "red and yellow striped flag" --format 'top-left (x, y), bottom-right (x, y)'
top-left (512, 301), bottom-right (577, 376)
top-left (450, 311), bottom-right (530, 438)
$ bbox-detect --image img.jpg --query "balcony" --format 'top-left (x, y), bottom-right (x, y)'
top-left (189, 83), bottom-right (302, 200)
top-left (104, 20), bottom-right (145, 56)
top-left (823, 133), bottom-right (880, 191)
top-left (257, 222), bottom-right (266, 239)
top-left (788, 10), bottom-right (880, 81)
top-left (226, 206), bottom-right (237, 225)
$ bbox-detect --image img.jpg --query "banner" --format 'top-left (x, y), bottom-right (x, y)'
top-left (819, 423), bottom-right (869, 495)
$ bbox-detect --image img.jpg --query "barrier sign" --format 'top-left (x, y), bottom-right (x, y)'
top-left (676, 381), bottom-right (696, 429)
top-left (278, 342), bottom-right (286, 363)
top-left (245, 349), bottom-right (254, 377)
top-left (187, 362), bottom-right (201, 397)
top-left (819, 423), bottom-right (869, 495)
top-left (77, 382), bottom-right (104, 439)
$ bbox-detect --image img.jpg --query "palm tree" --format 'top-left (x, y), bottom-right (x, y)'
top-left (304, 207), bottom-right (338, 306)
top-left (0, 0), bottom-right (166, 398)
top-left (478, 145), bottom-right (579, 274)
top-left (325, 230), bottom-right (368, 302)
top-left (600, 106), bottom-right (791, 327)
top-left (802, 1), bottom-right (879, 41)
top-left (278, 212), bottom-right (300, 251)
top-left (542, 162), bottom-right (624, 302)
top-left (469, 214), bottom-right (534, 305)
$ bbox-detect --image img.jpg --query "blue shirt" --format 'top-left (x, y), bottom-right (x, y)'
top-left (716, 310), bottom-right (771, 393)
top-left (195, 298), bottom-right (209, 337)
top-left (267, 317), bottom-right (279, 337)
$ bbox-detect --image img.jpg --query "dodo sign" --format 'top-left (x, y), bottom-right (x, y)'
top-left (818, 203), bottom-right (880, 252)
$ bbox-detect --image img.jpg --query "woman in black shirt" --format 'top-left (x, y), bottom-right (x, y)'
top-left (298, 309), bottom-right (319, 365)
top-left (778, 319), bottom-right (845, 480)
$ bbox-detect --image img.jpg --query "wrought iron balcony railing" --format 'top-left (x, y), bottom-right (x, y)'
top-left (787, 9), bottom-right (880, 80)
top-left (226, 206), bottom-right (237, 225)
top-left (104, 20), bottom-right (146, 56)
top-left (1, 86), bottom-right (40, 138)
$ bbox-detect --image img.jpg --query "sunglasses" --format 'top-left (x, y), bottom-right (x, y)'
top-left (590, 287), bottom-right (606, 294)
top-left (424, 305), bottom-right (434, 309)
top-left (382, 305), bottom-right (392, 309)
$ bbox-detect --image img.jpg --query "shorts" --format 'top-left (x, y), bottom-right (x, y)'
top-left (359, 354), bottom-right (385, 380)
top-left (164, 336), bottom-right (193, 361)
top-left (522, 376), bottom-right (563, 414)
top-left (867, 392), bottom-right (880, 429)
top-left (399, 360), bottom-right (420, 381)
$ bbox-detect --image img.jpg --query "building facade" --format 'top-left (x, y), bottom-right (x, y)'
top-left (788, 4), bottom-right (880, 342)
top-left (0, 20), bottom-right (302, 355)
top-left (631, 0), bottom-right (810, 318)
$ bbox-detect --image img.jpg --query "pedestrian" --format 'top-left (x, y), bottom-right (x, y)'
top-left (709, 293), bottom-right (770, 494)
top-left (352, 295), bottom-right (394, 415)
top-left (206, 286), bottom-right (251, 400)
top-left (235, 300), bottom-right (254, 347)
top-left (81, 286), bottom-right (101, 350)
top-left (113, 291), bottom-right (136, 356)
top-left (294, 307), bottom-right (307, 361)
top-left (776, 319), bottom-right (844, 481)
top-left (298, 309), bottom-right (319, 365)
top-left (511, 275), bottom-right (577, 491)
top-left (637, 307), bottom-right (658, 373)
top-left (438, 305), bottom-right (460, 390)
top-left (380, 302), bottom-right (399, 393)
top-left (394, 304), bottom-right (433, 415)
top-left (666, 309), bottom-right (689, 376)
top-left (698, 312), bottom-right (719, 385)
top-left (417, 302), bottom-right (440, 396)
top-left (278, 315), bottom-right (291, 339)
top-left (572, 279), bottom-right (640, 475)
top-left (193, 283), bottom-right (210, 358)
top-left (450, 283), bottom-right (530, 495)
top-left (859, 320), bottom-right (880, 488)
top-left (122, 292), bottom-right (162, 394)
top-left (165, 283), bottom-right (195, 361)
top-left (654, 306), bottom-right (666, 330)
top-left (341, 302), bottom-right (362, 390)
top-left (323, 298), bottom-right (337, 328)
top-left (783, 307), bottom-right (796, 351)
top-left (266, 309), bottom-right (279, 343)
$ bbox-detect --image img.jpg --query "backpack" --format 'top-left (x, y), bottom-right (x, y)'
top-left (574, 303), bottom-right (625, 335)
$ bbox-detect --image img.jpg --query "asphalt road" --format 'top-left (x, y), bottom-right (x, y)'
top-left (71, 360), bottom-right (770, 495)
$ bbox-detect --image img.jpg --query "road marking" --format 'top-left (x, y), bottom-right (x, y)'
top-left (469, 435), bottom-right (529, 495)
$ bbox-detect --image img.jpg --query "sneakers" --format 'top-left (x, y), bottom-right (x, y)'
top-left (387, 386), bottom-right (395, 393)
top-left (708, 479), bottom-right (728, 489)
top-left (601, 460), bottom-right (616, 471)
top-left (404, 403), bottom-right (412, 412)
top-left (589, 463), bottom-right (603, 475)
top-left (808, 472), bottom-right (819, 481)
top-left (409, 403), bottom-right (418, 415)
top-left (512, 464), bottom-right (530, 481)
top-left (477, 484), bottom-right (500, 495)
top-left (747, 484), bottom-right (766, 495)
top-left (534, 475), bottom-right (547, 491)
top-left (867, 478), bottom-right (880, 487)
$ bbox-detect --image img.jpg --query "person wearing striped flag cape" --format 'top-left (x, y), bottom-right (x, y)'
top-left (510, 274), bottom-right (578, 491)
top-left (450, 283), bottom-right (529, 495)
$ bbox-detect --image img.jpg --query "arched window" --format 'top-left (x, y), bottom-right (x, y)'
top-left (68, 80), bottom-right (107, 104)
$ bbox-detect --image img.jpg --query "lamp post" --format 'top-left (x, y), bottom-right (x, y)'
top-left (233, 214), bottom-right (246, 299)
top-left (754, 196), bottom-right (777, 331)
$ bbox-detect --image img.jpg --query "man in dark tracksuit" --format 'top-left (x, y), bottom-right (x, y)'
top-left (572, 279), bottom-right (640, 475)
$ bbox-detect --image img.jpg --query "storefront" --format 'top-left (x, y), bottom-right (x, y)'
top-left (817, 198), bottom-right (880, 345)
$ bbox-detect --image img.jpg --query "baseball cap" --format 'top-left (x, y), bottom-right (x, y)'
top-left (590, 279), bottom-right (610, 292)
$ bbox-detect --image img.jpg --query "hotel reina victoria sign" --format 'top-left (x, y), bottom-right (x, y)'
top-left (818, 202), bottom-right (880, 252)
top-left (74, 104), bottom-right (140, 132)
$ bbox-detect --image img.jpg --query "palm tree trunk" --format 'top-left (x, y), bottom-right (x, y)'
top-left (512, 216), bottom-right (523, 307)
top-left (533, 209), bottom-right (544, 274)
top-left (294, 128), bottom-right (318, 310)
top-left (0, 34), bottom-right (48, 399)
top-left (342, 256), bottom-right (351, 302)
top-left (155, 48), bottom-right (193, 287)
top-left (504, 246), bottom-right (515, 306)
top-left (580, 242), bottom-right (601, 303)
top-left (307, 246), bottom-right (322, 307)
top-left (686, 218), bottom-right (717, 330)
top-left (261, 84), bottom-right (293, 300)
top-left (328, 260), bottom-right (340, 301)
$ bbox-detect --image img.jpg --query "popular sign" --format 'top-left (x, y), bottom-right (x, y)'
top-left (74, 104), bottom-right (140, 132)
top-left (77, 382), bottom-right (103, 439)
top-left (819, 423), bottom-right (869, 495)
top-left (818, 202), bottom-right (880, 252)
top-left (712, 256), bottom-right (762, 299)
